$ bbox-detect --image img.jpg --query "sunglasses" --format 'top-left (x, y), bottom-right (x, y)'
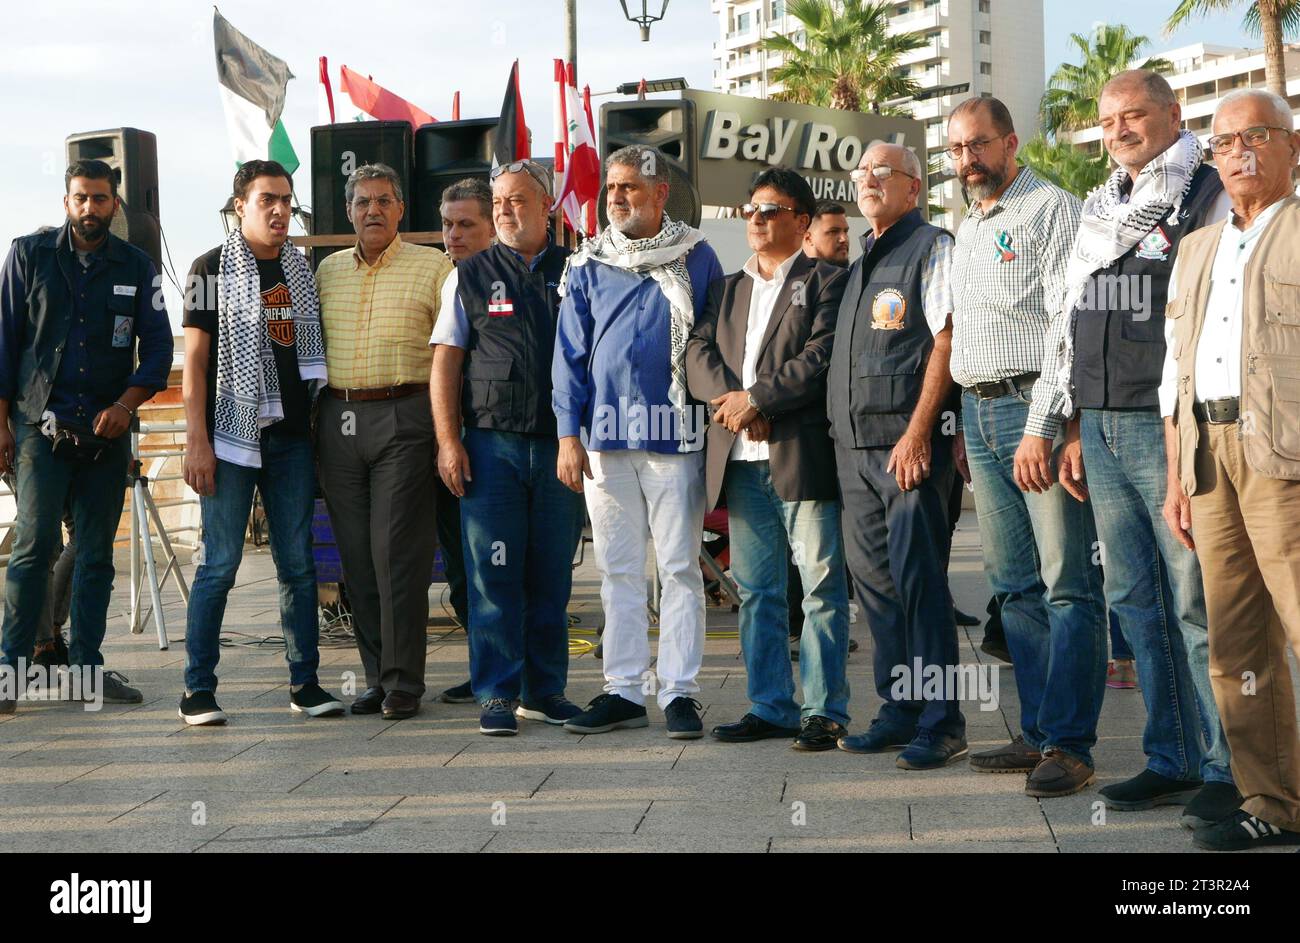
top-left (740, 202), bottom-right (798, 221)
top-left (490, 160), bottom-right (552, 195)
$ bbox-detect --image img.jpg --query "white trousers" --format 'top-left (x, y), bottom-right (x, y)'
top-left (585, 448), bottom-right (706, 708)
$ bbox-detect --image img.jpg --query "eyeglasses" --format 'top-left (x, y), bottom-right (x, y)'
top-left (352, 196), bottom-right (400, 211)
top-left (1207, 125), bottom-right (1293, 155)
top-left (849, 165), bottom-right (917, 183)
top-left (739, 202), bottom-right (798, 221)
top-left (490, 160), bottom-right (552, 196)
top-left (945, 134), bottom-right (1008, 160)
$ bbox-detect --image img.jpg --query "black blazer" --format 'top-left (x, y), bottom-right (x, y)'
top-left (685, 252), bottom-right (847, 511)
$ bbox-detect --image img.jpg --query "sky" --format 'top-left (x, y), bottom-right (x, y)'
top-left (0, 0), bottom-right (1269, 327)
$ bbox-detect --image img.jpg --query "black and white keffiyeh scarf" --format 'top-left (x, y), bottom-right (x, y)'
top-left (1054, 129), bottom-right (1203, 415)
top-left (213, 228), bottom-right (327, 468)
top-left (560, 214), bottom-right (705, 451)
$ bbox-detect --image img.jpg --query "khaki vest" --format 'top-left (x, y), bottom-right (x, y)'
top-left (1168, 195), bottom-right (1300, 495)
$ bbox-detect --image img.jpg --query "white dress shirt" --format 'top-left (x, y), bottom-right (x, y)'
top-left (731, 249), bottom-right (804, 462)
top-left (1158, 196), bottom-right (1287, 417)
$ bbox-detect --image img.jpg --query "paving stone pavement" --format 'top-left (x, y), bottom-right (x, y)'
top-left (1, 515), bottom-right (1296, 853)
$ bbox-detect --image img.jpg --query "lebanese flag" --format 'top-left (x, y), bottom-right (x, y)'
top-left (494, 60), bottom-right (529, 167)
top-left (555, 66), bottom-right (600, 236)
top-left (338, 65), bottom-right (436, 127)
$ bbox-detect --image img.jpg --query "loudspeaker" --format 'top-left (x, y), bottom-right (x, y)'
top-left (310, 121), bottom-right (412, 264)
top-left (65, 128), bottom-right (161, 270)
top-left (598, 100), bottom-right (701, 228)
top-left (412, 118), bottom-right (497, 232)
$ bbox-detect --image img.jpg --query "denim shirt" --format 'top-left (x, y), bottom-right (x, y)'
top-left (552, 241), bottom-right (723, 453)
top-left (0, 222), bottom-right (172, 425)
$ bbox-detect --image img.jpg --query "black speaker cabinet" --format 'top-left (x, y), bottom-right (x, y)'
top-left (598, 100), bottom-right (701, 228)
top-left (412, 118), bottom-right (497, 232)
top-left (310, 121), bottom-right (412, 264)
top-left (65, 128), bottom-right (162, 270)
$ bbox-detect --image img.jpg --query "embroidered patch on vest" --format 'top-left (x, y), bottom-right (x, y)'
top-left (871, 289), bottom-right (906, 330)
top-left (1135, 226), bottom-right (1172, 261)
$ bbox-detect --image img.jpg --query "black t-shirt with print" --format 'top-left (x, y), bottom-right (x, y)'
top-left (182, 246), bottom-right (311, 439)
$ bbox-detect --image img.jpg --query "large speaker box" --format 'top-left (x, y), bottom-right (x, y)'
top-left (65, 128), bottom-right (162, 270)
top-left (310, 121), bottom-right (412, 264)
top-left (598, 100), bottom-right (701, 228)
top-left (412, 118), bottom-right (497, 232)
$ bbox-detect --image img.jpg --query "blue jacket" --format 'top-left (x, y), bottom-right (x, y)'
top-left (552, 241), bottom-right (723, 453)
top-left (0, 222), bottom-right (172, 425)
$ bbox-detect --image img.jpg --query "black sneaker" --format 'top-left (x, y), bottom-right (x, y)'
top-left (564, 692), bottom-right (648, 734)
top-left (516, 694), bottom-right (582, 725)
top-left (664, 697), bottom-right (704, 740)
top-left (290, 682), bottom-right (346, 717)
top-left (479, 698), bottom-right (518, 736)
top-left (1182, 782), bottom-right (1243, 830)
top-left (438, 680), bottom-right (475, 704)
top-left (1193, 810), bottom-right (1300, 851)
top-left (897, 729), bottom-right (969, 770)
top-left (179, 691), bottom-right (228, 726)
top-left (1099, 768), bottom-right (1202, 811)
top-left (95, 669), bottom-right (143, 704)
top-left (793, 715), bottom-right (846, 752)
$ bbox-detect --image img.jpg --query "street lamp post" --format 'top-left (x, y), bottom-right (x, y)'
top-left (620, 0), bottom-right (670, 42)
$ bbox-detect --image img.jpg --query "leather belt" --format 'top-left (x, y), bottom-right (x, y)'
top-left (324, 383), bottom-right (428, 402)
top-left (1193, 397), bottom-right (1240, 424)
top-left (966, 372), bottom-right (1039, 401)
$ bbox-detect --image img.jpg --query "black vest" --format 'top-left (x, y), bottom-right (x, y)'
top-left (457, 241), bottom-right (570, 435)
top-left (1071, 162), bottom-right (1224, 409)
top-left (828, 209), bottom-right (947, 449)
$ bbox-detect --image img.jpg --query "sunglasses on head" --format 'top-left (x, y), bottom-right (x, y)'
top-left (740, 202), bottom-right (798, 222)
top-left (489, 160), bottom-right (551, 194)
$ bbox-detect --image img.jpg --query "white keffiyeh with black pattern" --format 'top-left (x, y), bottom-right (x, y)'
top-left (560, 214), bottom-right (705, 451)
top-left (214, 228), bottom-right (327, 468)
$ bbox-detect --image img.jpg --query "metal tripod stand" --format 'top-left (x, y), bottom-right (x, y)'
top-left (127, 419), bottom-right (189, 649)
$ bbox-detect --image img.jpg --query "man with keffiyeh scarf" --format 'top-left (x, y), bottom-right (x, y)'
top-left (553, 145), bottom-right (724, 741)
top-left (1017, 71), bottom-right (1236, 824)
top-left (179, 161), bottom-right (343, 727)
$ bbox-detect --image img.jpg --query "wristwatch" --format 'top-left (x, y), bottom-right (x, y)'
top-left (746, 391), bottom-right (763, 417)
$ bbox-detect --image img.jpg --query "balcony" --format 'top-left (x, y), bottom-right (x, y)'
top-left (891, 4), bottom-right (944, 36)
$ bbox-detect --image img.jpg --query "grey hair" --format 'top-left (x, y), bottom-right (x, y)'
top-left (1215, 88), bottom-right (1294, 131)
top-left (866, 141), bottom-right (923, 180)
top-left (441, 177), bottom-right (492, 220)
top-left (344, 163), bottom-right (405, 204)
top-left (604, 144), bottom-right (671, 188)
top-left (1102, 69), bottom-right (1177, 108)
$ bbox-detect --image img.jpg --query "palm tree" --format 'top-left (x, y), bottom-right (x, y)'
top-left (1166, 1), bottom-right (1300, 98)
top-left (761, 0), bottom-right (927, 113)
top-left (1040, 25), bottom-right (1173, 136)
top-left (1018, 135), bottom-right (1111, 199)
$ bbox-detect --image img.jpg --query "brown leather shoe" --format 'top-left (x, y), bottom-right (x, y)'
top-left (381, 690), bottom-right (420, 720)
top-left (969, 735), bottom-right (1041, 773)
top-left (1025, 749), bottom-right (1095, 798)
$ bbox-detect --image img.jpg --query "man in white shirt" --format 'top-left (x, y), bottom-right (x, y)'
top-left (685, 169), bottom-right (850, 751)
top-left (1159, 88), bottom-right (1300, 851)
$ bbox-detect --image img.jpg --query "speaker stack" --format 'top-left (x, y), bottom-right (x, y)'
top-left (309, 121), bottom-right (413, 265)
top-left (65, 128), bottom-right (162, 271)
top-left (411, 118), bottom-right (497, 232)
top-left (598, 100), bottom-right (701, 228)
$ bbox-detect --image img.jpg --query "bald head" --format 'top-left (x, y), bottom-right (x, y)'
top-left (1099, 68), bottom-right (1183, 177)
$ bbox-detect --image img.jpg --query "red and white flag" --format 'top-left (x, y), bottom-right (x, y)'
top-left (554, 61), bottom-right (600, 236)
top-left (337, 64), bottom-right (436, 127)
top-left (317, 56), bottom-right (335, 124)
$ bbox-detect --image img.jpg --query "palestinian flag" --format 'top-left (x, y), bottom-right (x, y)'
top-left (493, 60), bottom-right (529, 167)
top-left (213, 9), bottom-right (299, 174)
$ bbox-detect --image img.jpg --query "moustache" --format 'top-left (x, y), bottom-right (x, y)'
top-left (961, 162), bottom-right (993, 180)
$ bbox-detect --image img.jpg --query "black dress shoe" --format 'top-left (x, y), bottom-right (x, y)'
top-left (953, 607), bottom-right (980, 626)
top-left (793, 716), bottom-right (847, 752)
top-left (350, 686), bottom-right (385, 715)
top-left (712, 712), bottom-right (800, 743)
top-left (381, 690), bottom-right (420, 719)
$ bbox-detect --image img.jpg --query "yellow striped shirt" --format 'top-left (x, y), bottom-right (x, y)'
top-left (316, 236), bottom-right (452, 388)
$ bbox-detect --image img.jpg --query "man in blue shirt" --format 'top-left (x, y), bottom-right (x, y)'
top-left (553, 145), bottom-right (724, 740)
top-left (0, 160), bottom-right (173, 711)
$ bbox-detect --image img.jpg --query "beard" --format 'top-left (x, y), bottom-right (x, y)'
top-left (960, 162), bottom-right (1006, 203)
top-left (70, 211), bottom-right (114, 242)
top-left (608, 204), bottom-right (659, 239)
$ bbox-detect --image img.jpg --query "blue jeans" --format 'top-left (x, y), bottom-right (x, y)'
top-left (838, 439), bottom-right (965, 738)
top-left (1109, 608), bottom-right (1133, 661)
top-left (2, 421), bottom-right (129, 670)
top-left (962, 391), bottom-right (1108, 765)
top-left (460, 428), bottom-right (584, 704)
top-left (724, 460), bottom-right (849, 727)
top-left (1080, 408), bottom-right (1231, 784)
top-left (184, 425), bottom-right (320, 693)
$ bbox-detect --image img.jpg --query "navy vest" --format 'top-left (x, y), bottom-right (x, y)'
top-left (828, 209), bottom-right (947, 449)
top-left (1071, 162), bottom-right (1224, 409)
top-left (456, 241), bottom-right (570, 435)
